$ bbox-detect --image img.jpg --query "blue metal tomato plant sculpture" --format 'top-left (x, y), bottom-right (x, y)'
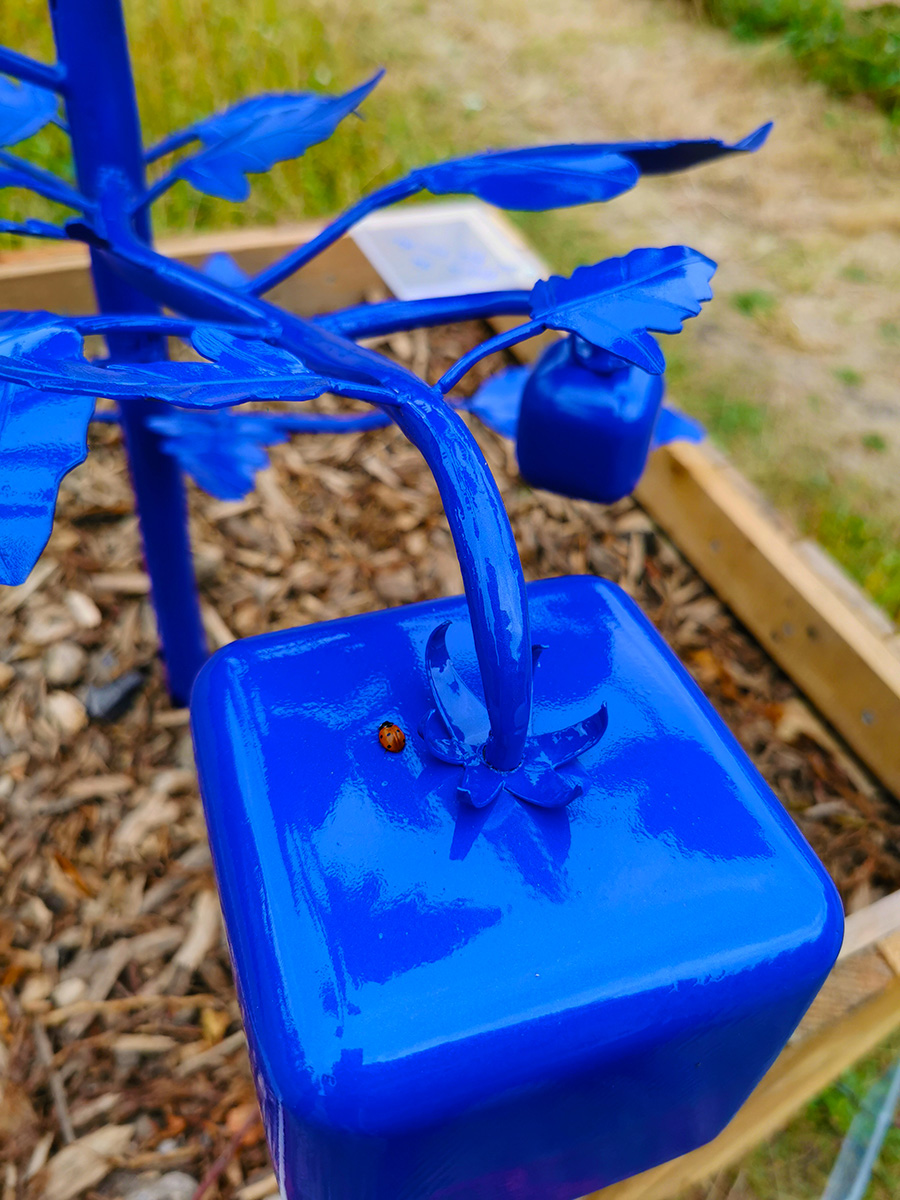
top-left (0, 0), bottom-right (768, 703)
top-left (0, 9), bottom-right (847, 1200)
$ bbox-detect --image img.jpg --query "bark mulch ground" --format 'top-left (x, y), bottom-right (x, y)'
top-left (1, 323), bottom-right (897, 1200)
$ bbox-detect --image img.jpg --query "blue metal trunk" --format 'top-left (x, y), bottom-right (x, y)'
top-left (49, 0), bottom-right (207, 702)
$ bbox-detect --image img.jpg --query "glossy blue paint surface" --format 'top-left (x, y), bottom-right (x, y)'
top-left (191, 575), bottom-right (843, 1200)
top-left (517, 336), bottom-right (668, 503)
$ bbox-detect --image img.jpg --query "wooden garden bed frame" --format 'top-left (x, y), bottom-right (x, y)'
top-left (3, 206), bottom-right (900, 1197)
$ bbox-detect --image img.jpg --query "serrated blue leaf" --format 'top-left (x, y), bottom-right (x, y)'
top-left (0, 75), bottom-right (57, 147)
top-left (530, 247), bottom-right (717, 374)
top-left (176, 71), bottom-right (384, 201)
top-left (600, 122), bottom-right (772, 174)
top-left (0, 380), bottom-right (93, 585)
top-left (148, 409), bottom-right (290, 500)
top-left (0, 317), bottom-right (336, 410)
top-left (416, 147), bottom-right (639, 210)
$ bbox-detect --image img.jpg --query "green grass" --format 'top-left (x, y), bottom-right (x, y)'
top-left (834, 366), bottom-right (865, 387)
top-left (684, 0), bottom-right (900, 120)
top-left (713, 1031), bottom-right (900, 1200)
top-left (731, 289), bottom-right (778, 319)
top-left (2, 0), bottom-right (476, 238)
top-left (863, 432), bottom-right (889, 453)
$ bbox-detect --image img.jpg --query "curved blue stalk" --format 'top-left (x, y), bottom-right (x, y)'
top-left (437, 318), bottom-right (544, 393)
top-left (247, 175), bottom-right (423, 296)
top-left (93, 225), bottom-right (534, 770)
top-left (0, 150), bottom-right (91, 211)
top-left (0, 46), bottom-right (65, 92)
top-left (319, 290), bottom-right (532, 338)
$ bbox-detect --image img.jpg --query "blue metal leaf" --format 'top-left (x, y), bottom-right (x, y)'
top-left (0, 75), bottom-right (57, 147)
top-left (0, 317), bottom-right (337, 410)
top-left (175, 71), bottom-right (384, 202)
top-left (601, 122), bottom-right (772, 175)
top-left (148, 409), bottom-right (290, 500)
top-left (466, 367), bottom-right (529, 438)
top-left (0, 316), bottom-right (93, 584)
top-left (416, 148), bottom-right (639, 210)
top-left (530, 247), bottom-right (717, 374)
top-left (412, 124), bottom-right (769, 212)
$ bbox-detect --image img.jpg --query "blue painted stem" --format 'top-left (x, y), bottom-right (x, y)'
top-left (0, 149), bottom-right (90, 211)
top-left (247, 175), bottom-right (422, 295)
top-left (319, 290), bottom-right (532, 338)
top-left (50, 0), bottom-right (207, 705)
top-left (438, 318), bottom-right (544, 393)
top-left (144, 126), bottom-right (199, 165)
top-left (0, 45), bottom-right (65, 91)
top-left (90, 223), bottom-right (534, 769)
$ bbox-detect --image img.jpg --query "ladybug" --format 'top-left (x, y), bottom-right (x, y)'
top-left (378, 721), bottom-right (406, 753)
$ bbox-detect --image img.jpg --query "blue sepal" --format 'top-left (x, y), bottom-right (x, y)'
top-left (651, 405), bottom-right (705, 450)
top-left (420, 623), bottom-right (608, 810)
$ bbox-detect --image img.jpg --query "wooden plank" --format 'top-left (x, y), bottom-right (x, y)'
top-left (839, 889), bottom-right (900, 961)
top-left (585, 974), bottom-right (900, 1200)
top-left (634, 441), bottom-right (900, 798)
top-left (0, 221), bottom-right (384, 316)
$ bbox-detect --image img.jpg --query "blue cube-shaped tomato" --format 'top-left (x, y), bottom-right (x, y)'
top-left (516, 337), bottom-right (665, 504)
top-left (190, 576), bottom-right (842, 1200)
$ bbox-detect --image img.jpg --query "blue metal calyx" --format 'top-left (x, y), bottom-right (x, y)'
top-left (423, 623), bottom-right (609, 809)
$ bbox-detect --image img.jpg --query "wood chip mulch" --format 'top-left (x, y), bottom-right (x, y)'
top-left (1, 321), bottom-right (898, 1200)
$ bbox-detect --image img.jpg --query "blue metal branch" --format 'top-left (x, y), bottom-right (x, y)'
top-left (318, 290), bottom-right (533, 338)
top-left (144, 126), bottom-right (200, 165)
top-left (247, 174), bottom-right (423, 296)
top-left (72, 314), bottom-right (275, 339)
top-left (437, 319), bottom-right (544, 394)
top-left (0, 46), bottom-right (66, 93)
top-left (0, 149), bottom-right (90, 211)
top-left (132, 169), bottom-right (182, 212)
